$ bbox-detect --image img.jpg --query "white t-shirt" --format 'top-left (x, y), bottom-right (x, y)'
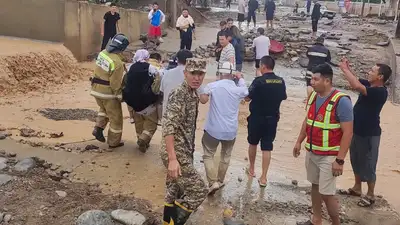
top-left (252, 35), bottom-right (271, 59)
top-left (160, 65), bottom-right (185, 116)
top-left (203, 78), bottom-right (249, 141)
top-left (219, 43), bottom-right (236, 68)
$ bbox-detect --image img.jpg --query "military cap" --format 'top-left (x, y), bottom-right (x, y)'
top-left (185, 58), bottom-right (207, 73)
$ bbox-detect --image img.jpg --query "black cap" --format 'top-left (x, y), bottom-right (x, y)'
top-left (106, 34), bottom-right (129, 53)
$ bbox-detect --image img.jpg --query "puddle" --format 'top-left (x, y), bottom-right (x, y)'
top-left (38, 108), bottom-right (97, 122)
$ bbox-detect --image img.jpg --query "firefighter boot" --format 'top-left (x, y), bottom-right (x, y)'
top-left (163, 204), bottom-right (177, 225)
top-left (175, 201), bottom-right (192, 225)
top-left (92, 126), bottom-right (106, 143)
top-left (137, 133), bottom-right (151, 153)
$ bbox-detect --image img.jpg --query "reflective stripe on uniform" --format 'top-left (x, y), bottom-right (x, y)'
top-left (306, 91), bottom-right (346, 151)
top-left (307, 52), bottom-right (328, 58)
top-left (98, 112), bottom-right (107, 117)
top-left (98, 52), bottom-right (116, 72)
top-left (305, 142), bottom-right (339, 151)
top-left (90, 90), bottom-right (117, 99)
top-left (109, 127), bottom-right (123, 133)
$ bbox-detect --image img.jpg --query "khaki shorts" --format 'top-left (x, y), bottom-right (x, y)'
top-left (305, 151), bottom-right (336, 195)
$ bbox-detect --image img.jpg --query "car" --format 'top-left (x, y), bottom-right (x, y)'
top-left (299, 3), bottom-right (336, 19)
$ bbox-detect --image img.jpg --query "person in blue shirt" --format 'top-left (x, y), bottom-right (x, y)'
top-left (148, 2), bottom-right (165, 42)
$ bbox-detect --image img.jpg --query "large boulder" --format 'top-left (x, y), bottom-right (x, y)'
top-left (111, 209), bottom-right (146, 225)
top-left (14, 157), bottom-right (36, 173)
top-left (0, 174), bottom-right (14, 186)
top-left (76, 210), bottom-right (113, 225)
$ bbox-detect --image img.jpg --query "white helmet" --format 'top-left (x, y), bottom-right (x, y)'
top-left (217, 61), bottom-right (236, 74)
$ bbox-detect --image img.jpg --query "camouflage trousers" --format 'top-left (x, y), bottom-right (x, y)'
top-left (162, 150), bottom-right (209, 211)
top-left (95, 98), bottom-right (123, 146)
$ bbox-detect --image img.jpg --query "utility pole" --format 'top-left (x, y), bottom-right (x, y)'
top-left (396, 17), bottom-right (400, 38)
top-left (361, 0), bottom-right (366, 16)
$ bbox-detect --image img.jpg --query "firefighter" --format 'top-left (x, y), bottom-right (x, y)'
top-left (91, 33), bottom-right (129, 148)
top-left (305, 36), bottom-right (332, 98)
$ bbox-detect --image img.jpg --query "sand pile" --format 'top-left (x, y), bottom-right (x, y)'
top-left (0, 50), bottom-right (90, 96)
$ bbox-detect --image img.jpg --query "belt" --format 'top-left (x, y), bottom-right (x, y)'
top-left (90, 77), bottom-right (110, 85)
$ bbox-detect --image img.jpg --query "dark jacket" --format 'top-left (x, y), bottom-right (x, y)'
top-left (122, 62), bottom-right (158, 112)
top-left (311, 3), bottom-right (321, 20)
top-left (248, 0), bottom-right (259, 12)
top-left (306, 43), bottom-right (331, 74)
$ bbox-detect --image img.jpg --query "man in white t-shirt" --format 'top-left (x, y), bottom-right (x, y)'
top-left (199, 62), bottom-right (249, 195)
top-left (252, 27), bottom-right (270, 76)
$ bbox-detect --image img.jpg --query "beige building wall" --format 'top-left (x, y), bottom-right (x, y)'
top-left (0, 0), bottom-right (65, 42)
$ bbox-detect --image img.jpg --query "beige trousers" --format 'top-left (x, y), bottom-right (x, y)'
top-left (133, 109), bottom-right (158, 144)
top-left (201, 131), bottom-right (236, 185)
top-left (95, 98), bottom-right (123, 146)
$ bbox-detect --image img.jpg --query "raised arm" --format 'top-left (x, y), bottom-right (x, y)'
top-left (339, 58), bottom-right (367, 95)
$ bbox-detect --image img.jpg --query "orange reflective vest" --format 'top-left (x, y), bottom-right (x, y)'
top-left (305, 90), bottom-right (349, 156)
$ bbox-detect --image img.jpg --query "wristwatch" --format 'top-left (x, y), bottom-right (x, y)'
top-left (335, 158), bottom-right (345, 165)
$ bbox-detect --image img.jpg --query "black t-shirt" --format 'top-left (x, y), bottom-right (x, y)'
top-left (248, 72), bottom-right (287, 117)
top-left (103, 11), bottom-right (120, 34)
top-left (353, 79), bottom-right (388, 136)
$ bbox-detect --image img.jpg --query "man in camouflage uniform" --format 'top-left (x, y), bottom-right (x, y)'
top-left (91, 34), bottom-right (129, 148)
top-left (161, 58), bottom-right (208, 225)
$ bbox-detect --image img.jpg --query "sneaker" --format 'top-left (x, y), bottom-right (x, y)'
top-left (208, 182), bottom-right (220, 195)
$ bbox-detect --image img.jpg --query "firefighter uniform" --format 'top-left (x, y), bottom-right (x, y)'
top-left (306, 41), bottom-right (331, 86)
top-left (161, 58), bottom-right (208, 225)
top-left (91, 34), bottom-right (129, 147)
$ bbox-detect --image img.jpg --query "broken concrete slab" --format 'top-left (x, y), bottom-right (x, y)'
top-left (288, 16), bottom-right (307, 21)
top-left (0, 157), bottom-right (7, 170)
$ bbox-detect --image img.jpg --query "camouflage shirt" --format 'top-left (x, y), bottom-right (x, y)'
top-left (162, 81), bottom-right (199, 156)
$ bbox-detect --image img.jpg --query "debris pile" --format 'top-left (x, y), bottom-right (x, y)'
top-left (0, 50), bottom-right (91, 96)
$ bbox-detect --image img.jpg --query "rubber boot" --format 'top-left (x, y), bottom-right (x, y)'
top-left (163, 203), bottom-right (177, 225)
top-left (92, 126), bottom-right (105, 142)
top-left (175, 201), bottom-right (192, 225)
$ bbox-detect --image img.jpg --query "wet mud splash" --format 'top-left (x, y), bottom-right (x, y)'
top-left (38, 108), bottom-right (97, 122)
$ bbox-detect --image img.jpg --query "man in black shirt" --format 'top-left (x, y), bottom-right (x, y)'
top-left (246, 56), bottom-right (287, 187)
top-left (339, 58), bottom-right (392, 207)
top-left (311, 1), bottom-right (321, 38)
top-left (101, 3), bottom-right (120, 50)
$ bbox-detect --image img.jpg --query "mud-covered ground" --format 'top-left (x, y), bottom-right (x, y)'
top-left (0, 4), bottom-right (400, 225)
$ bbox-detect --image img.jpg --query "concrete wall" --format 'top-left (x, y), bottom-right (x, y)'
top-left (324, 1), bottom-right (394, 16)
top-left (0, 0), bottom-right (65, 42)
top-left (64, 1), bottom-right (167, 61)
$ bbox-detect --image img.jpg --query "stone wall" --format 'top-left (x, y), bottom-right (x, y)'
top-left (0, 0), bottom-right (65, 42)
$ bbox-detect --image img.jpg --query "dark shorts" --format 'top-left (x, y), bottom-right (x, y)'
top-left (247, 115), bottom-right (278, 151)
top-left (255, 59), bottom-right (260, 68)
top-left (266, 13), bottom-right (274, 21)
top-left (311, 19), bottom-right (318, 32)
top-left (237, 13), bottom-right (245, 22)
top-left (350, 134), bottom-right (381, 182)
top-left (306, 77), bottom-right (311, 86)
top-left (247, 11), bottom-right (256, 23)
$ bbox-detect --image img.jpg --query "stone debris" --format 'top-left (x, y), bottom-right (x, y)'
top-left (38, 108), bottom-right (97, 122)
top-left (376, 41), bottom-right (389, 47)
top-left (76, 210), bottom-right (114, 225)
top-left (85, 144), bottom-right (100, 151)
top-left (0, 133), bottom-right (6, 140)
top-left (13, 157), bottom-right (36, 173)
top-left (291, 180), bottom-right (298, 186)
top-left (3, 214), bottom-right (12, 223)
top-left (55, 190), bottom-right (67, 198)
top-left (49, 132), bottom-right (64, 138)
top-left (48, 171), bottom-right (63, 181)
top-left (0, 157), bottom-right (7, 170)
top-left (111, 209), bottom-right (146, 225)
top-left (0, 174), bottom-right (14, 186)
